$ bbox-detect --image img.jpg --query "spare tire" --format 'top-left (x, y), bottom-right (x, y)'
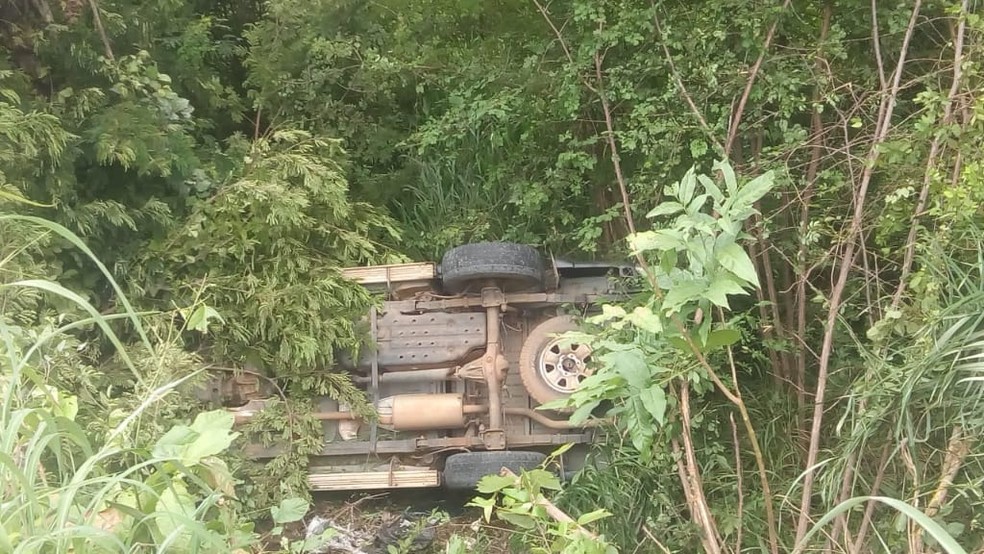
top-left (519, 316), bottom-right (593, 409)
top-left (440, 242), bottom-right (544, 293)
top-left (443, 451), bottom-right (548, 490)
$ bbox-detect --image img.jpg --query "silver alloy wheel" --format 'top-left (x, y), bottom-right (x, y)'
top-left (537, 338), bottom-right (592, 393)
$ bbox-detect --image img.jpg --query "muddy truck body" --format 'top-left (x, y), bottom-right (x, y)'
top-left (207, 242), bottom-right (637, 491)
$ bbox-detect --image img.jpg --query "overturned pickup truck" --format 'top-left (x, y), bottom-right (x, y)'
top-left (216, 242), bottom-right (636, 491)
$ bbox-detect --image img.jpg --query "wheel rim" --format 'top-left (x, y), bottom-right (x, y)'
top-left (537, 337), bottom-right (593, 394)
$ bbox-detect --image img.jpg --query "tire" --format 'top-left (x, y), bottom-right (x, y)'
top-left (440, 242), bottom-right (544, 293)
top-left (443, 451), bottom-right (547, 490)
top-left (519, 316), bottom-right (592, 408)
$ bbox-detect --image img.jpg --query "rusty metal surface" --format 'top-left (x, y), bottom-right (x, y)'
top-left (481, 286), bottom-right (505, 307)
top-left (241, 271), bottom-right (618, 471)
top-left (386, 292), bottom-right (607, 313)
top-left (503, 407), bottom-right (604, 429)
top-left (370, 306), bottom-right (380, 453)
top-left (482, 303), bottom-right (505, 447)
top-left (372, 310), bottom-right (486, 368)
top-left (243, 432), bottom-right (596, 459)
top-left (386, 393), bottom-right (465, 431)
top-left (501, 315), bottom-right (533, 439)
top-left (353, 368), bottom-right (453, 384)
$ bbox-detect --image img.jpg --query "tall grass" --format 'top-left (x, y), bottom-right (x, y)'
top-left (1, 214), bottom-right (255, 553)
top-left (390, 154), bottom-right (513, 260)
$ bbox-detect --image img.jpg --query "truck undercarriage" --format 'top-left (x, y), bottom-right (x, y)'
top-left (206, 242), bottom-right (636, 492)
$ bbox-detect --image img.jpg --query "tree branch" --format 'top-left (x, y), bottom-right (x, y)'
top-left (871, 0), bottom-right (887, 91)
top-left (890, 0), bottom-right (968, 309)
top-left (850, 443), bottom-right (893, 553)
top-left (796, 0), bottom-right (833, 433)
top-left (532, 0), bottom-right (574, 66)
top-left (724, 0), bottom-right (793, 157)
top-left (793, 0), bottom-right (924, 544)
top-left (652, 9), bottom-right (724, 154)
top-left (729, 412), bottom-right (744, 554)
top-left (86, 0), bottom-right (114, 60)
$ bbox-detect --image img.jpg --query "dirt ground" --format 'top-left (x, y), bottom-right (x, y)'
top-left (269, 489), bottom-right (517, 553)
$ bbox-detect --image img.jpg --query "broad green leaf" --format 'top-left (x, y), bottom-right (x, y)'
top-left (677, 169), bottom-right (697, 205)
top-left (704, 329), bottom-right (741, 350)
top-left (476, 474), bottom-right (516, 494)
top-left (717, 216), bottom-right (741, 237)
top-left (185, 411), bottom-right (239, 464)
top-left (199, 458), bottom-right (237, 497)
top-left (190, 410), bottom-right (235, 435)
top-left (466, 496), bottom-right (496, 522)
top-left (498, 511), bottom-right (536, 529)
top-left (538, 397), bottom-right (575, 412)
top-left (714, 160), bottom-right (739, 195)
top-left (271, 497), bottom-right (309, 525)
top-left (659, 250), bottom-right (677, 275)
top-left (716, 243), bottom-right (759, 287)
top-left (731, 171), bottom-right (775, 210)
top-left (185, 305), bottom-right (225, 333)
top-left (155, 479), bottom-right (196, 547)
top-left (686, 193), bottom-right (709, 215)
top-left (625, 400), bottom-right (653, 457)
top-left (667, 336), bottom-right (692, 352)
top-left (662, 279), bottom-right (707, 313)
top-left (646, 202), bottom-right (684, 218)
top-left (698, 174), bottom-right (724, 204)
top-left (525, 469), bottom-right (562, 491)
top-left (600, 349), bottom-right (649, 389)
top-left (568, 399), bottom-right (601, 426)
top-left (626, 306), bottom-right (662, 333)
top-left (587, 304), bottom-right (626, 324)
top-left (502, 487), bottom-right (531, 503)
top-left (152, 411), bottom-right (238, 466)
top-left (629, 230), bottom-right (686, 254)
top-left (576, 509), bottom-right (612, 526)
top-left (704, 275), bottom-right (747, 308)
top-left (639, 385), bottom-right (667, 425)
top-left (153, 426), bottom-right (198, 459)
top-left (50, 391), bottom-right (78, 421)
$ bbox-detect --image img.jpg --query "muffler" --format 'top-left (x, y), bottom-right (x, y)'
top-left (377, 393), bottom-right (485, 431)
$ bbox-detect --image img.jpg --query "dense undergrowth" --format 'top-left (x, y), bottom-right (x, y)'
top-left (2, 0), bottom-right (984, 552)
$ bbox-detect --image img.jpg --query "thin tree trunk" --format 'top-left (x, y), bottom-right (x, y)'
top-left (724, 0), bottom-right (793, 156)
top-left (749, 238), bottom-right (784, 385)
top-left (793, 1), bottom-right (924, 545)
top-left (851, 443), bottom-right (893, 553)
top-left (86, 0), bottom-right (114, 60)
top-left (796, 0), bottom-right (832, 444)
top-left (587, 32), bottom-right (725, 553)
top-left (890, 0), bottom-right (968, 308)
top-left (678, 381), bottom-right (723, 554)
top-left (729, 413), bottom-right (744, 554)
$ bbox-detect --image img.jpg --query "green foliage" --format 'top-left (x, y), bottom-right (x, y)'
top-left (130, 129), bottom-right (403, 381)
top-left (542, 163), bottom-right (770, 457)
top-left (468, 445), bottom-right (617, 554)
top-left (267, 496), bottom-right (336, 553)
top-left (3, 0), bottom-right (984, 551)
top-left (0, 214), bottom-right (258, 553)
top-left (796, 496), bottom-right (969, 554)
top-left (558, 440), bottom-right (696, 550)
